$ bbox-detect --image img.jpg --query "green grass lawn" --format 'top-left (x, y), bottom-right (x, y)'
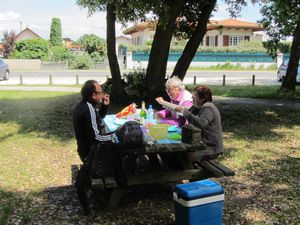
top-left (187, 84), bottom-right (300, 99)
top-left (0, 90), bottom-right (299, 225)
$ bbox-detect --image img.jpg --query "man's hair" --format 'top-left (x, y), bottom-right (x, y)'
top-left (194, 85), bottom-right (213, 103)
top-left (165, 76), bottom-right (185, 91)
top-left (81, 80), bottom-right (98, 101)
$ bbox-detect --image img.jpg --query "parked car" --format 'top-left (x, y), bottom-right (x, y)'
top-left (0, 59), bottom-right (9, 80)
top-left (277, 59), bottom-right (300, 83)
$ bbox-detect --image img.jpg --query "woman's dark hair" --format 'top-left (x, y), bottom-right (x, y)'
top-left (81, 80), bottom-right (98, 100)
top-left (193, 85), bottom-right (212, 103)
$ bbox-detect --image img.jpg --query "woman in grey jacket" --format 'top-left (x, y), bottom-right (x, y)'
top-left (175, 85), bottom-right (224, 160)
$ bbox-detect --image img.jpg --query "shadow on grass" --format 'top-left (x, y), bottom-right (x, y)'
top-left (0, 93), bottom-right (122, 142)
top-left (0, 183), bottom-right (175, 225)
top-left (0, 189), bottom-right (38, 225)
top-left (222, 155), bottom-right (300, 224)
top-left (218, 103), bottom-right (300, 141)
top-left (0, 92), bottom-right (299, 144)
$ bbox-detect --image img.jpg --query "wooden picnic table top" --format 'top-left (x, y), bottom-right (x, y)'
top-left (116, 141), bottom-right (207, 155)
top-left (104, 114), bottom-right (207, 155)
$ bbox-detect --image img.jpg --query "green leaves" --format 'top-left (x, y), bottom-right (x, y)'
top-left (77, 34), bottom-right (106, 55)
top-left (13, 38), bottom-right (50, 60)
top-left (49, 18), bottom-right (62, 47)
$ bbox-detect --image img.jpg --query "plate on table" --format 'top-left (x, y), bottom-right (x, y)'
top-left (167, 133), bottom-right (182, 140)
top-left (114, 118), bottom-right (128, 125)
top-left (168, 125), bottom-right (178, 132)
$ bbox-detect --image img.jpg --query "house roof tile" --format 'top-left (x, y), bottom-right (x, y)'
top-left (123, 18), bottom-right (264, 34)
top-left (207, 19), bottom-right (264, 31)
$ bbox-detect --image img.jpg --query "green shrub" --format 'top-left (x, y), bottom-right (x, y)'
top-left (49, 18), bottom-right (62, 46)
top-left (12, 38), bottom-right (50, 60)
top-left (69, 54), bottom-right (93, 69)
top-left (77, 34), bottom-right (106, 56)
top-left (122, 69), bottom-right (147, 101)
top-left (48, 46), bottom-right (73, 62)
top-left (90, 52), bottom-right (104, 63)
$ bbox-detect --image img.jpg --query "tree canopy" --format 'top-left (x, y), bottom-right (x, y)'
top-left (77, 34), bottom-right (106, 55)
top-left (50, 18), bottom-right (62, 46)
top-left (13, 38), bottom-right (50, 60)
top-left (260, 0), bottom-right (300, 91)
top-left (2, 30), bottom-right (16, 59)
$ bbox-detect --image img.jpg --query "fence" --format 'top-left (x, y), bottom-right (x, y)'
top-left (11, 73), bottom-right (269, 86)
top-left (127, 51), bottom-right (279, 69)
top-left (132, 52), bottom-right (276, 62)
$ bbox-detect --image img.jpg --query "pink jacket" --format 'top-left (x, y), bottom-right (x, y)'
top-left (156, 90), bottom-right (193, 127)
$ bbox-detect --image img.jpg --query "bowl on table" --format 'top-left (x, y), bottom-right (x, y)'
top-left (149, 124), bottom-right (170, 140)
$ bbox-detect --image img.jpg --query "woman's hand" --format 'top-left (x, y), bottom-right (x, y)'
top-left (155, 97), bottom-right (164, 105)
top-left (155, 112), bottom-right (163, 120)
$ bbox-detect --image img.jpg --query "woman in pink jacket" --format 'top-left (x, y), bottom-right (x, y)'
top-left (155, 76), bottom-right (192, 127)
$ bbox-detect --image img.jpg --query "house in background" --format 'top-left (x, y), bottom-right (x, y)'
top-left (123, 21), bottom-right (155, 46)
top-left (204, 19), bottom-right (264, 47)
top-left (63, 37), bottom-right (84, 53)
top-left (0, 43), bottom-right (3, 57)
top-left (63, 38), bottom-right (74, 48)
top-left (123, 19), bottom-right (264, 47)
top-left (15, 27), bottom-right (42, 42)
top-left (116, 35), bottom-right (132, 55)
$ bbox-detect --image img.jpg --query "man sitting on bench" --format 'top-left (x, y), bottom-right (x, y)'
top-left (73, 80), bottom-right (119, 215)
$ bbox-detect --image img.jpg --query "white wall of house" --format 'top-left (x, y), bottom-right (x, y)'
top-left (204, 28), bottom-right (257, 47)
top-left (116, 36), bottom-right (132, 53)
top-left (116, 36), bottom-right (131, 46)
top-left (131, 29), bottom-right (155, 46)
top-left (16, 31), bottom-right (39, 42)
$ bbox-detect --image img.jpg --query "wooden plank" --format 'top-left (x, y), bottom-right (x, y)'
top-left (173, 152), bottom-right (193, 170)
top-left (104, 177), bottom-right (118, 188)
top-left (198, 160), bottom-right (224, 177)
top-left (91, 169), bottom-right (209, 189)
top-left (208, 160), bottom-right (235, 176)
top-left (107, 187), bottom-right (126, 210)
top-left (71, 164), bottom-right (80, 186)
top-left (126, 169), bottom-right (208, 185)
top-left (91, 179), bottom-right (104, 190)
top-left (118, 142), bottom-right (207, 155)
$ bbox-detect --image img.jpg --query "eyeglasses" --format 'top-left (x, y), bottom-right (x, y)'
top-left (94, 91), bottom-right (105, 95)
top-left (166, 87), bottom-right (177, 93)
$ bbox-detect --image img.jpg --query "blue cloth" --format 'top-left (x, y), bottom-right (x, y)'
top-left (104, 114), bottom-right (182, 144)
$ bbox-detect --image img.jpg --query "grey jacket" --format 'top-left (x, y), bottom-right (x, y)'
top-left (183, 102), bottom-right (224, 156)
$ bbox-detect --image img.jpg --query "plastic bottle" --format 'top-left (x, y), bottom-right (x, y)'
top-left (140, 101), bottom-right (147, 125)
top-left (147, 104), bottom-right (154, 123)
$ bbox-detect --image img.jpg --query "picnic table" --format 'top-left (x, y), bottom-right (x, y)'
top-left (73, 114), bottom-right (235, 210)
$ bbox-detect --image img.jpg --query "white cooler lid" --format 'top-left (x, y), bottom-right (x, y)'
top-left (173, 192), bottom-right (224, 207)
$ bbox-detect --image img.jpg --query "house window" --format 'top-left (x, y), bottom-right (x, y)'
top-left (209, 36), bottom-right (215, 47)
top-left (229, 36), bottom-right (244, 46)
top-left (137, 36), bottom-right (140, 45)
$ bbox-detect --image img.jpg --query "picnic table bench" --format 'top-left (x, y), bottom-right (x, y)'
top-left (73, 141), bottom-right (234, 210)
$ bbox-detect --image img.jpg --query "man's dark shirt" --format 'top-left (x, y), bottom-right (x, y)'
top-left (73, 99), bottom-right (117, 162)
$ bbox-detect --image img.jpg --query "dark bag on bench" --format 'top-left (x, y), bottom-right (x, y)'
top-left (116, 121), bottom-right (146, 150)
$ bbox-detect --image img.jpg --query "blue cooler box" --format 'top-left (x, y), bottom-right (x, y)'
top-left (173, 179), bottom-right (224, 225)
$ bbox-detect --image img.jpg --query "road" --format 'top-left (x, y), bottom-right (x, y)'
top-left (1, 70), bottom-right (280, 86)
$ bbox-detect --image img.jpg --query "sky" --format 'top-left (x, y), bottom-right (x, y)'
top-left (0, 0), bottom-right (263, 41)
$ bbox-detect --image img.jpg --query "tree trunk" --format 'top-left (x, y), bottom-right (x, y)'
top-left (145, 0), bottom-right (185, 103)
top-left (172, 0), bottom-right (217, 80)
top-left (280, 17), bottom-right (300, 92)
top-left (106, 3), bottom-right (127, 105)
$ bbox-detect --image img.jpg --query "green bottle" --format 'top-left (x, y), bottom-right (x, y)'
top-left (140, 101), bottom-right (147, 125)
